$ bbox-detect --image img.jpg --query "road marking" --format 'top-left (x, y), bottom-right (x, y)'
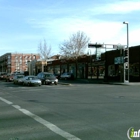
top-left (0, 97), bottom-right (13, 105)
top-left (0, 97), bottom-right (81, 140)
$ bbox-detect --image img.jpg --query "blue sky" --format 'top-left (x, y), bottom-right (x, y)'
top-left (0, 0), bottom-right (140, 56)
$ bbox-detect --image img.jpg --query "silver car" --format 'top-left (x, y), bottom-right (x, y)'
top-left (13, 75), bottom-right (25, 84)
top-left (23, 76), bottom-right (41, 86)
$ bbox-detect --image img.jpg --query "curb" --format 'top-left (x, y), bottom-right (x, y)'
top-left (59, 82), bottom-right (72, 86)
top-left (59, 80), bottom-right (140, 86)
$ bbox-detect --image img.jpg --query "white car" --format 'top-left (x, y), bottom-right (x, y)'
top-left (23, 76), bottom-right (41, 86)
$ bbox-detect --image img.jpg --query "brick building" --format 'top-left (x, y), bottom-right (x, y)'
top-left (0, 53), bottom-right (40, 73)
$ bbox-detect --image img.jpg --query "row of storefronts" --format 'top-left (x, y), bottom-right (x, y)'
top-left (35, 55), bottom-right (105, 80)
top-left (35, 45), bottom-right (140, 82)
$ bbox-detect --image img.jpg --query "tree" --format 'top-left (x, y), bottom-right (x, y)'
top-left (38, 40), bottom-right (52, 60)
top-left (59, 31), bottom-right (90, 59)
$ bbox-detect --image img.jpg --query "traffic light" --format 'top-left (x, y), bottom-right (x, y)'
top-left (124, 49), bottom-right (128, 57)
top-left (125, 62), bottom-right (129, 69)
top-left (124, 49), bottom-right (129, 63)
top-left (124, 57), bottom-right (128, 63)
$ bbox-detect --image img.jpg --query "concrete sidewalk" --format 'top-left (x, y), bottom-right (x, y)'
top-left (59, 79), bottom-right (140, 86)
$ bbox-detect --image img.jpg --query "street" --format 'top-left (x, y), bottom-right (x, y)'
top-left (0, 81), bottom-right (140, 140)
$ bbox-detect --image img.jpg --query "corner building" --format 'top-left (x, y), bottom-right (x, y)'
top-left (0, 53), bottom-right (40, 73)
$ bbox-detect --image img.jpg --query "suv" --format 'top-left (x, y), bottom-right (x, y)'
top-left (37, 72), bottom-right (58, 85)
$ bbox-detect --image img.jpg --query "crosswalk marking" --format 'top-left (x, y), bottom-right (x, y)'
top-left (0, 97), bottom-right (81, 140)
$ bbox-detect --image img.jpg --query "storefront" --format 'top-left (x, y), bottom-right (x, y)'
top-left (88, 61), bottom-right (105, 79)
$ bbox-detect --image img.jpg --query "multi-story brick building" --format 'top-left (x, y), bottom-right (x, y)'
top-left (0, 53), bottom-right (40, 73)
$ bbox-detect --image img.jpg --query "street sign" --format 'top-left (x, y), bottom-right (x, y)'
top-left (113, 45), bottom-right (125, 50)
top-left (88, 43), bottom-right (103, 48)
top-left (114, 57), bottom-right (124, 64)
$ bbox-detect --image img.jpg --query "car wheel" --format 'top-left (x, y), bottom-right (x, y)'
top-left (54, 82), bottom-right (57, 85)
top-left (46, 82), bottom-right (49, 85)
top-left (42, 81), bottom-right (45, 85)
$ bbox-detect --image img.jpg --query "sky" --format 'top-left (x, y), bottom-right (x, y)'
top-left (0, 0), bottom-right (140, 56)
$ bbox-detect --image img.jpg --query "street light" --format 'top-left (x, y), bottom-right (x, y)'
top-left (123, 22), bottom-right (129, 48)
top-left (123, 21), bottom-right (129, 83)
top-left (88, 49), bottom-right (92, 79)
top-left (33, 55), bottom-right (37, 75)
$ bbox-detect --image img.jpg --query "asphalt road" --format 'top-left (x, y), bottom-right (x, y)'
top-left (0, 80), bottom-right (140, 140)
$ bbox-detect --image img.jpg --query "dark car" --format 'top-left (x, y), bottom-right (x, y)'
top-left (0, 72), bottom-right (7, 80)
top-left (37, 72), bottom-right (58, 85)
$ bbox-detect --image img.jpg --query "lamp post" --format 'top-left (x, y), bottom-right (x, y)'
top-left (27, 60), bottom-right (30, 75)
top-left (88, 49), bottom-right (92, 79)
top-left (123, 21), bottom-right (129, 83)
top-left (33, 55), bottom-right (37, 75)
top-left (123, 22), bottom-right (129, 48)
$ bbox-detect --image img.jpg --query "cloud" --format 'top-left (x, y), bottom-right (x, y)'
top-left (1, 0), bottom-right (139, 56)
top-left (90, 0), bottom-right (140, 15)
top-left (26, 16), bottom-right (128, 47)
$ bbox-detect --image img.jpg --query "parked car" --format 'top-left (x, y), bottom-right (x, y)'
top-left (37, 72), bottom-right (58, 85)
top-left (0, 72), bottom-right (7, 80)
top-left (23, 76), bottom-right (41, 86)
top-left (5, 73), bottom-right (15, 82)
top-left (60, 72), bottom-right (74, 80)
top-left (13, 75), bottom-right (25, 84)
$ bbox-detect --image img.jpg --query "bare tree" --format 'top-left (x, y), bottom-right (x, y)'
top-left (38, 40), bottom-right (52, 60)
top-left (60, 31), bottom-right (90, 59)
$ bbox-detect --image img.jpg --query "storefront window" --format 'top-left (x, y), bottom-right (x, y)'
top-left (69, 64), bottom-right (76, 77)
top-left (53, 65), bottom-right (60, 74)
top-left (108, 65), bottom-right (115, 76)
top-left (129, 63), bottom-right (139, 77)
top-left (61, 65), bottom-right (67, 74)
top-left (77, 63), bottom-right (85, 78)
top-left (98, 66), bottom-right (105, 78)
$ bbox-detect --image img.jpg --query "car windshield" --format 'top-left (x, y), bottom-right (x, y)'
top-left (44, 74), bottom-right (54, 78)
top-left (17, 75), bottom-right (24, 78)
top-left (28, 76), bottom-right (37, 80)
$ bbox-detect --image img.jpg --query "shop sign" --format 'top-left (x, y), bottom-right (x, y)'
top-left (114, 57), bottom-right (124, 64)
top-left (47, 61), bottom-right (52, 65)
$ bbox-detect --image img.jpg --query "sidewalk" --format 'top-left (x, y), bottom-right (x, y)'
top-left (59, 79), bottom-right (140, 86)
